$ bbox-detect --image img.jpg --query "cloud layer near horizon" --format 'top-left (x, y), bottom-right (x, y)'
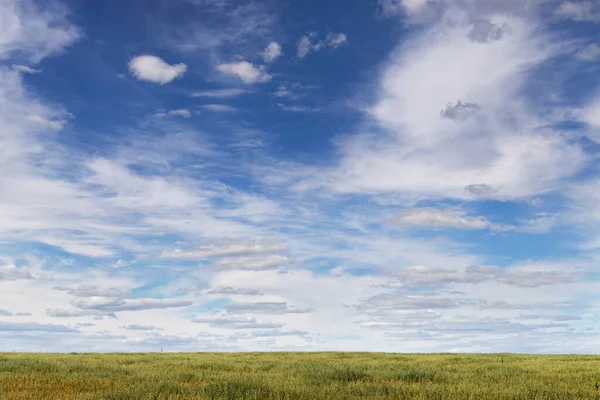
top-left (1, 0), bottom-right (600, 353)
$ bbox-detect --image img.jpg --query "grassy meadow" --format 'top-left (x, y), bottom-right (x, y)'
top-left (0, 352), bottom-right (599, 399)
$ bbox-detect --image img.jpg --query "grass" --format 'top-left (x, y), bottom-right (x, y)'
top-left (0, 353), bottom-right (599, 399)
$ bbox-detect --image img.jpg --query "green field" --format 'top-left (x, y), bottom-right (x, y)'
top-left (1, 353), bottom-right (600, 399)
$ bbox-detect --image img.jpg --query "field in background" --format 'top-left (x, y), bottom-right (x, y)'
top-left (1, 352), bottom-right (599, 399)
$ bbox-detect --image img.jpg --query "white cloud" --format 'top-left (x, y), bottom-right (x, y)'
top-left (295, 11), bottom-right (586, 200)
top-left (378, 0), bottom-right (432, 18)
top-left (216, 61), bottom-right (271, 84)
top-left (576, 43), bottom-right (600, 61)
top-left (71, 298), bottom-right (192, 312)
top-left (200, 104), bottom-right (237, 112)
top-left (519, 213), bottom-right (557, 234)
top-left (121, 324), bottom-right (160, 331)
top-left (26, 114), bottom-right (67, 131)
top-left (326, 33), bottom-right (348, 48)
top-left (261, 42), bottom-right (282, 63)
top-left (165, 1), bottom-right (276, 54)
top-left (276, 103), bottom-right (321, 112)
top-left (210, 255), bottom-right (291, 271)
top-left (384, 263), bottom-right (578, 289)
top-left (273, 85), bottom-right (294, 98)
top-left (0, 0), bottom-right (81, 63)
top-left (2, 0), bottom-right (599, 353)
top-left (206, 286), bottom-right (264, 296)
top-left (46, 308), bottom-right (112, 318)
top-left (154, 109), bottom-right (191, 118)
top-left (0, 265), bottom-right (33, 281)
top-left (224, 301), bottom-right (314, 314)
top-left (12, 64), bottom-right (40, 74)
top-left (581, 98), bottom-right (600, 137)
top-left (161, 239), bottom-right (286, 259)
top-left (296, 32), bottom-right (348, 58)
top-left (54, 284), bottom-right (131, 298)
top-left (128, 55), bottom-right (187, 84)
top-left (0, 322), bottom-right (76, 333)
top-left (297, 34), bottom-right (314, 59)
top-left (192, 315), bottom-right (283, 329)
top-left (191, 88), bottom-right (247, 98)
top-left (394, 207), bottom-right (514, 231)
top-left (556, 1), bottom-right (600, 22)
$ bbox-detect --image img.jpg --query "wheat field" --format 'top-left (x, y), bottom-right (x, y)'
top-left (1, 352), bottom-right (599, 399)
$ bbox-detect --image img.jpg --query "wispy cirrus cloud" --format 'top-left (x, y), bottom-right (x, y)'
top-left (191, 88), bottom-right (248, 98)
top-left (161, 239), bottom-right (287, 259)
top-left (154, 109), bottom-right (192, 118)
top-left (297, 32), bottom-right (348, 58)
top-left (393, 207), bottom-right (514, 231)
top-left (0, 0), bottom-right (81, 63)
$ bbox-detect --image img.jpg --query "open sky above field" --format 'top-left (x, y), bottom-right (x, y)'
top-left (2, 0), bottom-right (600, 353)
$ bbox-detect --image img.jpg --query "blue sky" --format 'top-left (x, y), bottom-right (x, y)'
top-left (2, 0), bottom-right (600, 353)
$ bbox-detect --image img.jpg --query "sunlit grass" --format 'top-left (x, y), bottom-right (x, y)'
top-left (1, 352), bottom-right (599, 399)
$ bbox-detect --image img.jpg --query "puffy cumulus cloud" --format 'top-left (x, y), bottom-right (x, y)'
top-left (128, 55), bottom-right (187, 84)
top-left (393, 207), bottom-right (514, 231)
top-left (261, 42), bottom-right (282, 63)
top-left (0, 309), bottom-right (12, 316)
top-left (217, 61), bottom-right (271, 84)
top-left (296, 32), bottom-right (348, 58)
top-left (0, 265), bottom-right (34, 281)
top-left (0, 0), bottom-right (81, 63)
top-left (154, 109), bottom-right (191, 118)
